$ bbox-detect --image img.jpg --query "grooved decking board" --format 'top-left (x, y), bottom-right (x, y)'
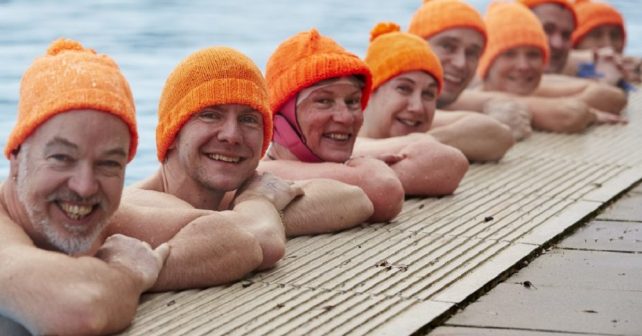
top-left (120, 90), bottom-right (642, 336)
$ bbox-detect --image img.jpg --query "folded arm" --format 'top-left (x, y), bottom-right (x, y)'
top-left (0, 215), bottom-right (161, 335)
top-left (354, 135), bottom-right (468, 196)
top-left (259, 159), bottom-right (404, 223)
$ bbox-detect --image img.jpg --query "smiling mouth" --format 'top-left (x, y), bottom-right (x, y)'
top-left (323, 133), bottom-right (351, 141)
top-left (444, 73), bottom-right (464, 85)
top-left (207, 153), bottom-right (243, 163)
top-left (397, 118), bottom-right (421, 127)
top-left (58, 202), bottom-right (94, 221)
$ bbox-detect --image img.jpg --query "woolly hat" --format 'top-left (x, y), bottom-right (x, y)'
top-left (572, 0), bottom-right (625, 47)
top-left (5, 38), bottom-right (137, 161)
top-left (477, 2), bottom-right (550, 79)
top-left (408, 0), bottom-right (487, 43)
top-left (265, 28), bottom-right (372, 114)
top-left (366, 22), bottom-right (443, 93)
top-left (156, 46), bottom-right (272, 161)
top-left (518, 0), bottom-right (577, 27)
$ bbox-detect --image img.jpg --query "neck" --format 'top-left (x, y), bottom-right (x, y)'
top-left (266, 142), bottom-right (303, 161)
top-left (0, 179), bottom-right (47, 247)
top-left (159, 157), bottom-right (225, 210)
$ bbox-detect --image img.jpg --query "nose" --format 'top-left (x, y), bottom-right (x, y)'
top-left (407, 91), bottom-right (423, 113)
top-left (68, 163), bottom-right (99, 198)
top-left (516, 53), bottom-right (530, 70)
top-left (549, 32), bottom-right (564, 50)
top-left (217, 117), bottom-right (242, 144)
top-left (332, 102), bottom-right (357, 124)
top-left (450, 49), bottom-right (466, 69)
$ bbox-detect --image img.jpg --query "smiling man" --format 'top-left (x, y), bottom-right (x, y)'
top-left (122, 46), bottom-right (373, 276)
top-left (0, 39), bottom-right (168, 336)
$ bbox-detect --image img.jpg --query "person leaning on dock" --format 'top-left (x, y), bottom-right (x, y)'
top-left (0, 39), bottom-right (168, 336)
top-left (360, 21), bottom-right (513, 165)
top-left (353, 22), bottom-right (470, 196)
top-left (519, 0), bottom-right (634, 109)
top-left (562, 0), bottom-right (641, 85)
top-left (442, 2), bottom-right (627, 133)
top-left (409, 0), bottom-right (533, 142)
top-left (120, 46), bottom-right (374, 277)
top-left (259, 28), bottom-right (405, 223)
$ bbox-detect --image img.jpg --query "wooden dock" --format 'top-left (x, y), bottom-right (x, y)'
top-left (120, 89), bottom-right (642, 336)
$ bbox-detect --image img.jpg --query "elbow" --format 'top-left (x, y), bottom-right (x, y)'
top-left (365, 173), bottom-right (404, 223)
top-left (478, 120), bottom-right (515, 162)
top-left (440, 149), bottom-right (469, 195)
top-left (257, 236), bottom-right (286, 270)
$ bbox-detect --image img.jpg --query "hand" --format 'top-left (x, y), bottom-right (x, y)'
top-left (621, 55), bottom-right (642, 84)
top-left (590, 108), bottom-right (628, 125)
top-left (95, 234), bottom-right (170, 291)
top-left (483, 98), bottom-right (532, 141)
top-left (234, 172), bottom-right (304, 210)
top-left (593, 47), bottom-right (624, 86)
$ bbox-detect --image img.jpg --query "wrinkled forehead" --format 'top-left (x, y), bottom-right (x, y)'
top-left (531, 3), bottom-right (575, 29)
top-left (428, 28), bottom-right (486, 49)
top-left (297, 77), bottom-right (363, 104)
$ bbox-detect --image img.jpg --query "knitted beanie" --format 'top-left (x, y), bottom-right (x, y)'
top-left (156, 46), bottom-right (272, 161)
top-left (366, 22), bottom-right (444, 93)
top-left (571, 0), bottom-right (625, 47)
top-left (5, 38), bottom-right (138, 161)
top-left (408, 0), bottom-right (487, 42)
top-left (518, 0), bottom-right (577, 27)
top-left (477, 2), bottom-right (550, 79)
top-left (265, 28), bottom-right (372, 114)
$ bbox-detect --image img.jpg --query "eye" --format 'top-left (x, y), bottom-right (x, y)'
top-left (439, 42), bottom-right (456, 53)
top-left (314, 97), bottom-right (334, 108)
top-left (465, 48), bottom-right (481, 60)
top-left (239, 114), bottom-right (262, 126)
top-left (197, 110), bottom-right (222, 122)
top-left (421, 89), bottom-right (436, 100)
top-left (48, 154), bottom-right (74, 164)
top-left (345, 96), bottom-right (361, 109)
top-left (503, 49), bottom-right (517, 58)
top-left (395, 85), bottom-right (412, 95)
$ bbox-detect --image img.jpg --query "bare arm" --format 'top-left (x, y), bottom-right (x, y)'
top-left (536, 75), bottom-right (627, 114)
top-left (0, 215), bottom-right (166, 335)
top-left (113, 187), bottom-right (292, 290)
top-left (429, 111), bottom-right (515, 162)
top-left (354, 135), bottom-right (468, 196)
top-left (259, 158), bottom-right (404, 223)
top-left (280, 179), bottom-right (373, 236)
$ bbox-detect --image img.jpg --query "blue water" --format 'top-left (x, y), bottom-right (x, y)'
top-left (1, 0), bottom-right (640, 184)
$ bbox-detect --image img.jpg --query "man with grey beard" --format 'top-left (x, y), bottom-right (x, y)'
top-left (0, 39), bottom-right (168, 335)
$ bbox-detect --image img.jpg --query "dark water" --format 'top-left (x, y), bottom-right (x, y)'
top-left (0, 0), bottom-right (640, 184)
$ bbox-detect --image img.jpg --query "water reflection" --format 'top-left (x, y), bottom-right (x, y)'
top-left (0, 0), bottom-right (639, 183)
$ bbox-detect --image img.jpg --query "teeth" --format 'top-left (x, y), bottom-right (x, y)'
top-left (326, 133), bottom-right (350, 141)
top-left (398, 118), bottom-right (420, 127)
top-left (60, 202), bottom-right (93, 220)
top-left (444, 73), bottom-right (462, 83)
top-left (208, 153), bottom-right (241, 163)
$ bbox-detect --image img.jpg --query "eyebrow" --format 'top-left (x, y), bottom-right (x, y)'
top-left (44, 137), bottom-right (78, 152)
top-left (397, 77), bottom-right (416, 85)
top-left (44, 136), bottom-right (128, 158)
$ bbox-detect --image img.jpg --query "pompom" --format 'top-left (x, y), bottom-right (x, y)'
top-left (370, 22), bottom-right (400, 42)
top-left (47, 38), bottom-right (93, 56)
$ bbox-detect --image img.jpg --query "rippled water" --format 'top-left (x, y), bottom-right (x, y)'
top-left (1, 0), bottom-right (640, 184)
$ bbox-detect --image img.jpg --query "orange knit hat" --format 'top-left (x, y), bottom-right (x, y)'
top-left (156, 46), bottom-right (272, 161)
top-left (571, 0), bottom-right (625, 47)
top-left (477, 2), bottom-right (550, 79)
top-left (408, 0), bottom-right (487, 43)
top-left (366, 22), bottom-right (443, 93)
top-left (519, 0), bottom-right (578, 26)
top-left (5, 38), bottom-right (137, 161)
top-left (265, 28), bottom-right (372, 114)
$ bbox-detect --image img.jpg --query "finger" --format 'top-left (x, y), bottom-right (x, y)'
top-left (154, 243), bottom-right (171, 264)
top-left (593, 110), bottom-right (627, 124)
top-left (290, 184), bottom-right (305, 197)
